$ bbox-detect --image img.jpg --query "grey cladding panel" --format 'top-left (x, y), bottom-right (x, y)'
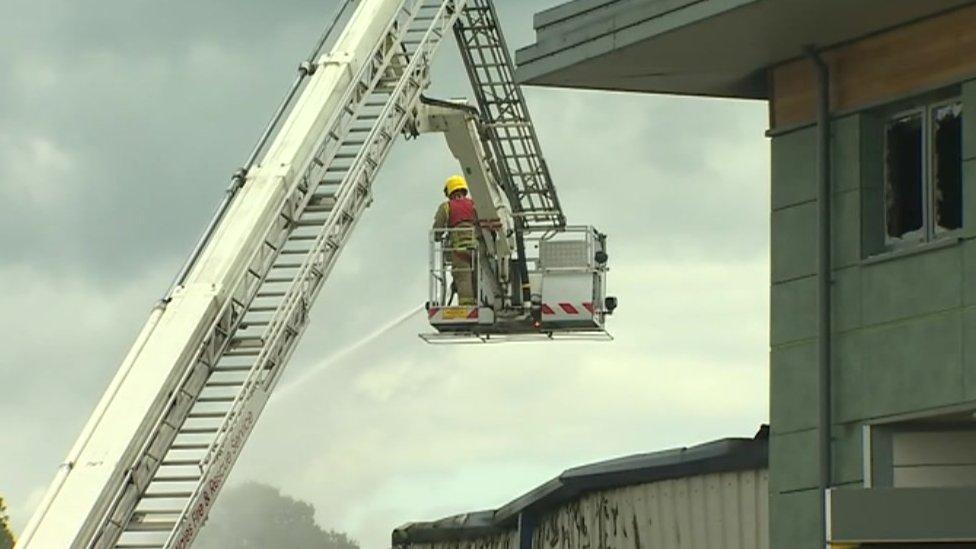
top-left (771, 202), bottom-right (817, 283)
top-left (770, 341), bottom-right (817, 433)
top-left (964, 80), bottom-right (976, 161)
top-left (771, 128), bottom-right (817, 210)
top-left (829, 487), bottom-right (976, 543)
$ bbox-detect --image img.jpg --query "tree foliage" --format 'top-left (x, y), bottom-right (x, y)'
top-left (194, 483), bottom-right (357, 549)
top-left (0, 496), bottom-right (15, 549)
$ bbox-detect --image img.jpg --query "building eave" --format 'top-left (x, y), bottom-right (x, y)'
top-left (515, 0), bottom-right (976, 98)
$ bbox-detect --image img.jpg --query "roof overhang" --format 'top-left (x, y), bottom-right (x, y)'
top-left (515, 0), bottom-right (976, 98)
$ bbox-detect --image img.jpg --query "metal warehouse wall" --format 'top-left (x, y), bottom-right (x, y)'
top-left (404, 469), bottom-right (768, 549)
top-left (534, 469), bottom-right (768, 549)
top-left (406, 531), bottom-right (517, 549)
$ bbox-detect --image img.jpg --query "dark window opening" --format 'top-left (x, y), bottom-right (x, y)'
top-left (933, 102), bottom-right (963, 233)
top-left (885, 113), bottom-right (924, 240)
top-left (875, 97), bottom-right (964, 253)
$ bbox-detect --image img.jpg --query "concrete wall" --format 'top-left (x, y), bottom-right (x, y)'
top-left (768, 78), bottom-right (976, 548)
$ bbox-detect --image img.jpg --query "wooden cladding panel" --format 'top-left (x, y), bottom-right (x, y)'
top-left (771, 4), bottom-right (976, 129)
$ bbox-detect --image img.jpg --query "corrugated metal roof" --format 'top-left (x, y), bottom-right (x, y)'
top-left (393, 511), bottom-right (504, 544)
top-left (392, 427), bottom-right (768, 544)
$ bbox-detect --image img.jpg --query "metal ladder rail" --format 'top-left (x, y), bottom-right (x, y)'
top-left (139, 1), bottom-right (458, 548)
top-left (91, 2), bottom-right (451, 548)
top-left (453, 0), bottom-right (565, 230)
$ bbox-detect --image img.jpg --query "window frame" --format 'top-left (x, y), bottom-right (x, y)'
top-left (880, 96), bottom-right (963, 251)
top-left (882, 105), bottom-right (927, 248)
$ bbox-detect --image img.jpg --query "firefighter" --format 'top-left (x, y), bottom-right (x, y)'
top-left (433, 175), bottom-right (478, 306)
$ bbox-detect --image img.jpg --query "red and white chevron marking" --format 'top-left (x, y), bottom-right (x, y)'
top-left (541, 302), bottom-right (595, 317)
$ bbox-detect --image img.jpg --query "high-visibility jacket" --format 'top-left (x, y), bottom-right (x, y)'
top-left (448, 197), bottom-right (476, 227)
top-left (433, 197), bottom-right (477, 249)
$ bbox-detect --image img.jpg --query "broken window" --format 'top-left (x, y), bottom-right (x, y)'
top-left (885, 111), bottom-right (924, 241)
top-left (881, 99), bottom-right (963, 248)
top-left (932, 102), bottom-right (963, 233)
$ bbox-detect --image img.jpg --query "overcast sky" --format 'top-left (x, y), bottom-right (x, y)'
top-left (0, 1), bottom-right (770, 547)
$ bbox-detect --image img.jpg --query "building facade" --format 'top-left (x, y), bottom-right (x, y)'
top-left (517, 1), bottom-right (976, 546)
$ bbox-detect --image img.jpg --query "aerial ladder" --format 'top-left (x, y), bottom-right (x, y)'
top-left (16, 1), bottom-right (613, 547)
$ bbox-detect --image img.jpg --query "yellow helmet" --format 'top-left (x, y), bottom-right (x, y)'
top-left (444, 175), bottom-right (468, 197)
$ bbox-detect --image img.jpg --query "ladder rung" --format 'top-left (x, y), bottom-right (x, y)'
top-left (171, 442), bottom-right (211, 450)
top-left (197, 396), bottom-right (235, 403)
top-left (204, 380), bottom-right (244, 388)
top-left (178, 427), bottom-right (220, 434)
top-left (117, 544), bottom-right (164, 548)
top-left (126, 520), bottom-right (177, 533)
top-left (263, 277), bottom-right (294, 283)
top-left (223, 349), bottom-right (261, 357)
top-left (281, 249), bottom-right (312, 255)
top-left (154, 475), bottom-right (201, 482)
top-left (242, 320), bottom-right (270, 327)
top-left (160, 458), bottom-right (199, 466)
top-left (213, 365), bottom-right (253, 373)
top-left (188, 411), bottom-right (229, 419)
top-left (132, 509), bottom-right (182, 516)
top-left (229, 336), bottom-right (263, 348)
top-left (257, 290), bottom-right (287, 297)
top-left (303, 204), bottom-right (333, 214)
top-left (288, 235), bottom-right (317, 242)
top-left (293, 217), bottom-right (327, 227)
top-left (143, 491), bottom-right (193, 499)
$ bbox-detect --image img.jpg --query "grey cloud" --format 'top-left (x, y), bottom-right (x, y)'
top-left (0, 1), bottom-right (334, 282)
